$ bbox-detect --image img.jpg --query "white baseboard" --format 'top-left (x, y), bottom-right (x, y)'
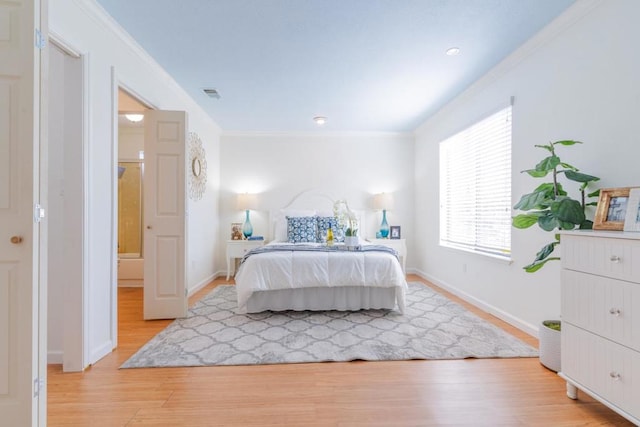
top-left (187, 272), bottom-right (224, 297)
top-left (413, 269), bottom-right (539, 338)
top-left (90, 340), bottom-right (114, 366)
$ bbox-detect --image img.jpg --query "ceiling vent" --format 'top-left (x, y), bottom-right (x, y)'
top-left (203, 88), bottom-right (221, 99)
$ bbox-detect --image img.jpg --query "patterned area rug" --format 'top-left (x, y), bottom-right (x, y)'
top-left (121, 282), bottom-right (537, 368)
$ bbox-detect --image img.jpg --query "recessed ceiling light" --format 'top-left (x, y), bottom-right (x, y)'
top-left (314, 116), bottom-right (327, 125)
top-left (446, 47), bottom-right (460, 56)
top-left (125, 113), bottom-right (144, 123)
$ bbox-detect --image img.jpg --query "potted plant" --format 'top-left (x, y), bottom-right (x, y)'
top-left (344, 227), bottom-right (359, 246)
top-left (538, 320), bottom-right (562, 372)
top-left (512, 140), bottom-right (600, 371)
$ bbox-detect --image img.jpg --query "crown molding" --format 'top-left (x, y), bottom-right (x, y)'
top-left (70, 0), bottom-right (222, 133)
top-left (71, 0), bottom-right (178, 94)
top-left (221, 130), bottom-right (414, 139)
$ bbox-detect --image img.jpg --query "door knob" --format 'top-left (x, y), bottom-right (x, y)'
top-left (146, 225), bottom-right (152, 229)
top-left (10, 236), bottom-right (23, 244)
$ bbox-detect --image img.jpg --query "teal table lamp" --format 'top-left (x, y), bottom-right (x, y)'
top-left (373, 192), bottom-right (394, 238)
top-left (237, 193), bottom-right (258, 239)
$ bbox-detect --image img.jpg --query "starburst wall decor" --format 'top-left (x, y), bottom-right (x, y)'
top-left (188, 132), bottom-right (207, 201)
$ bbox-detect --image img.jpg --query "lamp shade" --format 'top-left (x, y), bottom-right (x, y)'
top-left (236, 193), bottom-right (258, 210)
top-left (373, 193), bottom-right (394, 211)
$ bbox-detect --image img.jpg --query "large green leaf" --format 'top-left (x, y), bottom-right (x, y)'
top-left (535, 155), bottom-right (560, 173)
top-left (522, 169), bottom-right (549, 178)
top-left (559, 162), bottom-right (578, 171)
top-left (565, 170), bottom-right (600, 183)
top-left (553, 140), bottom-right (582, 146)
top-left (555, 182), bottom-right (568, 196)
top-left (533, 182), bottom-right (567, 197)
top-left (523, 257), bottom-right (561, 273)
top-left (512, 214), bottom-right (541, 229)
top-left (534, 242), bottom-right (558, 262)
top-left (550, 198), bottom-right (585, 225)
top-left (579, 220), bottom-right (594, 229)
top-left (513, 190), bottom-right (552, 211)
top-left (538, 213), bottom-right (558, 231)
top-left (559, 220), bottom-right (578, 230)
top-left (514, 183), bottom-right (568, 211)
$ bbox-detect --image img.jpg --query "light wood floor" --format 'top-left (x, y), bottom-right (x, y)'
top-left (47, 275), bottom-right (633, 426)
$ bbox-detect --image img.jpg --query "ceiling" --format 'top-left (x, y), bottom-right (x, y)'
top-left (97, 0), bottom-right (575, 133)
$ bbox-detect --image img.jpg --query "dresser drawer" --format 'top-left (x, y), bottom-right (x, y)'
top-left (227, 242), bottom-right (263, 258)
top-left (562, 270), bottom-right (640, 352)
top-left (562, 234), bottom-right (640, 283)
top-left (562, 323), bottom-right (640, 420)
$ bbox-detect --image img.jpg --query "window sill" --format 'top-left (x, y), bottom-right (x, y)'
top-left (439, 242), bottom-right (513, 265)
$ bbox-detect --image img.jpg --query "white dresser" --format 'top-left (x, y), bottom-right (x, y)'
top-left (560, 230), bottom-right (640, 424)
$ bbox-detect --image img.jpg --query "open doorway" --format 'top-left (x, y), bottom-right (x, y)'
top-left (117, 89), bottom-right (149, 288)
top-left (113, 89), bottom-right (189, 323)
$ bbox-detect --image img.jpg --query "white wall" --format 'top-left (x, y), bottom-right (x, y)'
top-left (414, 0), bottom-right (640, 335)
top-left (50, 0), bottom-right (222, 365)
top-left (219, 132), bottom-right (415, 271)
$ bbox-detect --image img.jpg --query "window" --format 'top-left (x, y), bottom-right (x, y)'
top-left (439, 105), bottom-right (512, 258)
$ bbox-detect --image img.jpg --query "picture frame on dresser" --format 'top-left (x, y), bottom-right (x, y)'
top-left (390, 225), bottom-right (401, 239)
top-left (623, 188), bottom-right (640, 232)
top-left (593, 187), bottom-right (631, 230)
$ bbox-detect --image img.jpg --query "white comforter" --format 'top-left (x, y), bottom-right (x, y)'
top-left (234, 242), bottom-right (407, 313)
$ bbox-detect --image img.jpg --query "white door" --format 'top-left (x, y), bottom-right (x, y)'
top-left (143, 110), bottom-right (188, 319)
top-left (0, 0), bottom-right (46, 425)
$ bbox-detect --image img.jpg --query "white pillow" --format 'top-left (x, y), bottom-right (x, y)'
top-left (273, 209), bottom-right (316, 242)
top-left (315, 210), bottom-right (335, 218)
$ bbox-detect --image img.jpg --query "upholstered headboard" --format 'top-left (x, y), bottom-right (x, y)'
top-left (269, 189), bottom-right (365, 242)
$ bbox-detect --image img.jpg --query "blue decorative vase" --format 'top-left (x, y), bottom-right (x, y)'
top-left (242, 210), bottom-right (253, 238)
top-left (380, 209), bottom-right (389, 238)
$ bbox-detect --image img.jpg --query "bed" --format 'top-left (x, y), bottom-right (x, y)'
top-left (234, 191), bottom-right (407, 314)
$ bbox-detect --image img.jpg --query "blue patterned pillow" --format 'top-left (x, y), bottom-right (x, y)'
top-left (286, 216), bottom-right (318, 243)
top-left (316, 216), bottom-right (344, 243)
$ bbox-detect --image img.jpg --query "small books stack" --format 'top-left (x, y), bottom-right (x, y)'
top-left (247, 236), bottom-right (264, 241)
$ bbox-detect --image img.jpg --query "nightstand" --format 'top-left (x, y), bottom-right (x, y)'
top-left (367, 238), bottom-right (406, 273)
top-left (226, 240), bottom-right (265, 280)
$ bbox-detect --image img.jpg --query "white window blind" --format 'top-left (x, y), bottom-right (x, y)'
top-left (439, 105), bottom-right (512, 258)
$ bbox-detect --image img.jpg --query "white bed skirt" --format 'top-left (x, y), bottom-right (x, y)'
top-left (245, 286), bottom-right (400, 313)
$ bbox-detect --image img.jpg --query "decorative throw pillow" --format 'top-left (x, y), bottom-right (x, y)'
top-left (274, 209), bottom-right (316, 242)
top-left (286, 216), bottom-right (318, 243)
top-left (316, 216), bottom-right (343, 243)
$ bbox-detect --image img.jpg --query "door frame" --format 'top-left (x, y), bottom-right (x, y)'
top-left (110, 73), bottom-right (157, 347)
top-left (48, 33), bottom-right (89, 372)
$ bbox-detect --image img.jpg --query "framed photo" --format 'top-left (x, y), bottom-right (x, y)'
top-left (390, 225), bottom-right (401, 239)
top-left (594, 187), bottom-right (632, 230)
top-left (623, 188), bottom-right (640, 232)
top-left (230, 222), bottom-right (243, 240)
